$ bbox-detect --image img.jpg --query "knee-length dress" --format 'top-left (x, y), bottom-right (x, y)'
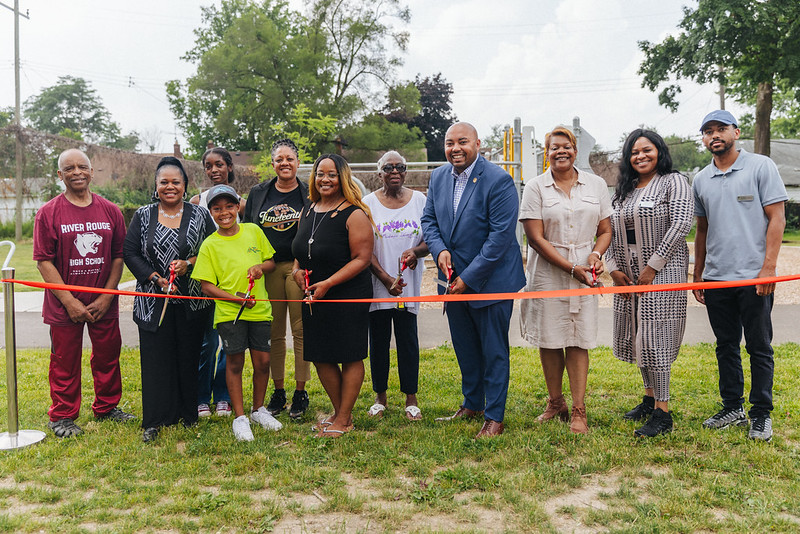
top-left (291, 204), bottom-right (372, 363)
top-left (519, 168), bottom-right (612, 349)
top-left (606, 172), bottom-right (693, 369)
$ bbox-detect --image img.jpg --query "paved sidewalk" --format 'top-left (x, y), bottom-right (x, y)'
top-left (2, 291), bottom-right (799, 348)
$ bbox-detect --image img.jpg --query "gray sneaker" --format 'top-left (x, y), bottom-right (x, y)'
top-left (702, 407), bottom-right (748, 429)
top-left (48, 418), bottom-right (83, 438)
top-left (748, 415), bottom-right (773, 442)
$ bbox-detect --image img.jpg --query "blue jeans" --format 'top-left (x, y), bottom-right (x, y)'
top-left (704, 283), bottom-right (774, 418)
top-left (197, 325), bottom-right (230, 405)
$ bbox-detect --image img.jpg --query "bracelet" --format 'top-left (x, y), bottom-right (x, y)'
top-left (570, 264), bottom-right (577, 278)
top-left (291, 268), bottom-right (300, 277)
top-left (589, 251), bottom-right (601, 260)
top-left (185, 261), bottom-right (193, 273)
top-left (150, 274), bottom-right (161, 284)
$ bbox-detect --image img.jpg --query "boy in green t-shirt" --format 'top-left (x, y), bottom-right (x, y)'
top-left (192, 184), bottom-right (280, 442)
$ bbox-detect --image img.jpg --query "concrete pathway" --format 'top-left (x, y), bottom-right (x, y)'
top-left (2, 289), bottom-right (799, 348)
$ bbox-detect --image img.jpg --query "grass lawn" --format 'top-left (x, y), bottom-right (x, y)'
top-left (0, 240), bottom-right (135, 293)
top-left (1, 343), bottom-right (799, 532)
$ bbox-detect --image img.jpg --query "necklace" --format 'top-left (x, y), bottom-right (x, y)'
top-left (159, 206), bottom-right (184, 219)
top-left (307, 200), bottom-right (347, 259)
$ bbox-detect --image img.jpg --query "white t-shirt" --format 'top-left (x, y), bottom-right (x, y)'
top-left (363, 190), bottom-right (427, 313)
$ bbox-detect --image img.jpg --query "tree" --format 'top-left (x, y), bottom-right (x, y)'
top-left (382, 81), bottom-right (421, 124)
top-left (409, 73), bottom-right (456, 161)
top-left (308, 0), bottom-right (410, 106)
top-left (638, 1), bottom-right (800, 156)
top-left (339, 114), bottom-right (425, 160)
top-left (167, 0), bottom-right (336, 155)
top-left (481, 124), bottom-right (506, 150)
top-left (23, 76), bottom-right (136, 148)
top-left (168, 0), bottom-right (411, 156)
top-left (664, 135), bottom-right (710, 173)
top-left (738, 81), bottom-right (800, 140)
top-left (0, 107), bottom-right (12, 128)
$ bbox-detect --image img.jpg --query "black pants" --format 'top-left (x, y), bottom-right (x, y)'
top-left (368, 308), bottom-right (419, 395)
top-left (704, 283), bottom-right (774, 417)
top-left (139, 305), bottom-right (210, 429)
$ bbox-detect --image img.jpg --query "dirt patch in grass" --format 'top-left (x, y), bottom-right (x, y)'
top-left (273, 511), bottom-right (374, 532)
top-left (542, 468), bottom-right (670, 533)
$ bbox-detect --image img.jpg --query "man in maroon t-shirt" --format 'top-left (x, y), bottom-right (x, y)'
top-left (33, 148), bottom-right (135, 438)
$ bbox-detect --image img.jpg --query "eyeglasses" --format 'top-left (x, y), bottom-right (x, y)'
top-left (381, 163), bottom-right (407, 173)
top-left (315, 172), bottom-right (339, 179)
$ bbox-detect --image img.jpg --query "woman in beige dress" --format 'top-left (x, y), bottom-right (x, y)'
top-left (519, 126), bottom-right (612, 433)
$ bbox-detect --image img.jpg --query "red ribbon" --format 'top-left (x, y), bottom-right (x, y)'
top-left (3, 274), bottom-right (800, 304)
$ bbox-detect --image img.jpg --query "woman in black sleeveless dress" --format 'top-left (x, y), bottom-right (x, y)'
top-left (291, 154), bottom-right (373, 437)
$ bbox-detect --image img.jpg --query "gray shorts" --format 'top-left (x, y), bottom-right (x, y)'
top-left (217, 320), bottom-right (271, 354)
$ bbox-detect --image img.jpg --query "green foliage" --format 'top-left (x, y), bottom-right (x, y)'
top-left (93, 183), bottom-right (153, 208)
top-left (57, 127), bottom-right (83, 141)
top-left (0, 106), bottom-right (13, 128)
top-left (409, 73), bottom-right (456, 161)
top-left (167, 0), bottom-right (335, 156)
top-left (482, 123), bottom-right (506, 150)
top-left (340, 114), bottom-right (425, 160)
top-left (169, 0), bottom-right (411, 157)
top-left (739, 82), bottom-right (800, 139)
top-left (309, 0), bottom-right (411, 104)
top-left (663, 134), bottom-right (710, 172)
top-left (638, 1), bottom-right (800, 152)
top-left (255, 103), bottom-right (339, 177)
top-left (383, 81), bottom-right (421, 123)
top-left (0, 215), bottom-right (34, 239)
top-left (23, 76), bottom-right (139, 150)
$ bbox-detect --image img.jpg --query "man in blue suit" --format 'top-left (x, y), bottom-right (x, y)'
top-left (421, 122), bottom-right (525, 438)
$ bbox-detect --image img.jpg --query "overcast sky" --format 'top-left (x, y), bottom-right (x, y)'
top-left (0, 0), bottom-right (746, 155)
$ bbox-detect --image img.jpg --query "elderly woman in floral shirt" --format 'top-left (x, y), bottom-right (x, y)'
top-left (362, 151), bottom-right (429, 421)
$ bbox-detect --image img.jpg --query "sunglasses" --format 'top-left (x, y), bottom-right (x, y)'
top-left (381, 163), bottom-right (407, 173)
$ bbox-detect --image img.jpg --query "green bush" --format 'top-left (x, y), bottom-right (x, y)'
top-left (0, 215), bottom-right (35, 239)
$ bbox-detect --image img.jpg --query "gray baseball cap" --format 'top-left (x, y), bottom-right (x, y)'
top-left (206, 184), bottom-right (239, 206)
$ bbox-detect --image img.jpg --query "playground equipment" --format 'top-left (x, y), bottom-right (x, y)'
top-left (0, 240), bottom-right (46, 450)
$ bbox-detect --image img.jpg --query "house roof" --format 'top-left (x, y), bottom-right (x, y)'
top-left (739, 139), bottom-right (800, 186)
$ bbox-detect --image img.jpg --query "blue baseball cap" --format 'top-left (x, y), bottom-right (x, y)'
top-left (206, 184), bottom-right (239, 206)
top-left (700, 110), bottom-right (738, 131)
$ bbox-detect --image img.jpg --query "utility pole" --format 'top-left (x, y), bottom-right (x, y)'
top-left (1, 1), bottom-right (30, 241)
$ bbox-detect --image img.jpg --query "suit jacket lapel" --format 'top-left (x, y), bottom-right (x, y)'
top-left (442, 165), bottom-right (455, 232)
top-left (452, 157), bottom-right (482, 232)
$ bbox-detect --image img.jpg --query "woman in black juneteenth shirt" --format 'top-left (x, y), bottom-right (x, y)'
top-left (244, 139), bottom-right (311, 419)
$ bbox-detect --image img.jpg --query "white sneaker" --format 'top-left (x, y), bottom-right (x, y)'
top-left (232, 415), bottom-right (254, 441)
top-left (251, 406), bottom-right (283, 431)
top-left (215, 400), bottom-right (232, 417)
top-left (198, 404), bottom-right (212, 418)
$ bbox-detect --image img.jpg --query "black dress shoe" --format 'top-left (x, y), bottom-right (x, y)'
top-left (142, 427), bottom-right (159, 443)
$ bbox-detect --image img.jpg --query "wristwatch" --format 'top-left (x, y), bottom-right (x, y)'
top-left (150, 273), bottom-right (161, 284)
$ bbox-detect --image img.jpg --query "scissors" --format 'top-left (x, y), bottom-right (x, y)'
top-left (233, 275), bottom-right (255, 324)
top-left (591, 265), bottom-right (603, 288)
top-left (435, 266), bottom-right (454, 315)
top-left (304, 269), bottom-right (313, 315)
top-left (158, 264), bottom-right (177, 327)
top-left (389, 259), bottom-right (408, 291)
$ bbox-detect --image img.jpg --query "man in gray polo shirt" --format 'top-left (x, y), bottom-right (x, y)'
top-left (692, 110), bottom-right (787, 441)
